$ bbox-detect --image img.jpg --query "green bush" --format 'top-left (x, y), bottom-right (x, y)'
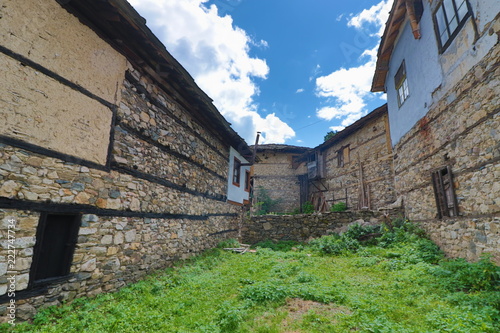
top-left (216, 238), bottom-right (241, 249)
top-left (343, 223), bottom-right (380, 243)
top-left (216, 301), bottom-right (247, 332)
top-left (330, 202), bottom-right (347, 212)
top-left (240, 281), bottom-right (291, 303)
top-left (432, 254), bottom-right (500, 292)
top-left (302, 201), bottom-right (315, 214)
top-left (254, 187), bottom-right (281, 215)
top-left (309, 234), bottom-right (360, 255)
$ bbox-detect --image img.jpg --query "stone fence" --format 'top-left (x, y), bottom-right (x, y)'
top-left (241, 209), bottom-right (404, 244)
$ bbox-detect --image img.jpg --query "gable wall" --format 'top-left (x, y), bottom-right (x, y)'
top-left (252, 151), bottom-right (306, 213)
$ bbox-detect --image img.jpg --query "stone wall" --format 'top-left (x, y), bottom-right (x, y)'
top-left (241, 210), bottom-right (403, 244)
top-left (314, 106), bottom-right (396, 211)
top-left (393, 43), bottom-right (500, 263)
top-left (0, 0), bottom-right (242, 322)
top-left (253, 151), bottom-right (306, 213)
top-left (0, 0), bottom-right (126, 165)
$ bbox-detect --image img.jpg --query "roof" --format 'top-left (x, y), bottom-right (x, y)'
top-left (57, 0), bottom-right (249, 152)
top-left (251, 144), bottom-right (311, 154)
top-left (371, 0), bottom-right (422, 92)
top-left (316, 104), bottom-right (388, 151)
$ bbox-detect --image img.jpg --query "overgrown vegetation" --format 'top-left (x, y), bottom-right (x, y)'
top-left (254, 186), bottom-right (281, 215)
top-left (301, 201), bottom-right (315, 214)
top-left (330, 201), bottom-right (347, 212)
top-left (5, 220), bottom-right (500, 332)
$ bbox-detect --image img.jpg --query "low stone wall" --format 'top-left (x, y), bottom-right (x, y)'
top-left (241, 209), bottom-right (403, 244)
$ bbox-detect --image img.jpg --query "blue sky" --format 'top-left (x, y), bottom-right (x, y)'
top-left (129, 0), bottom-right (391, 148)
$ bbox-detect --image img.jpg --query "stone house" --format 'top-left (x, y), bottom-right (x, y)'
top-left (251, 105), bottom-right (396, 213)
top-left (372, 0), bottom-right (500, 262)
top-left (304, 104), bottom-right (396, 212)
top-left (252, 144), bottom-right (309, 213)
top-left (0, 0), bottom-right (250, 320)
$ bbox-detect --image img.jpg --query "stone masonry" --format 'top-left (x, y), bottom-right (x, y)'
top-left (0, 0), bottom-right (244, 322)
top-left (317, 105), bottom-right (396, 211)
top-left (242, 209), bottom-right (403, 244)
top-left (252, 145), bottom-right (308, 213)
top-left (393, 44), bottom-right (500, 263)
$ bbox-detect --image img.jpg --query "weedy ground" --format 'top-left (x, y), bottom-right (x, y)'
top-left (4, 220), bottom-right (500, 332)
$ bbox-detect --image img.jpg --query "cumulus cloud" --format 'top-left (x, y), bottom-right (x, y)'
top-left (295, 88), bottom-right (305, 93)
top-left (315, 0), bottom-right (391, 126)
top-left (128, 0), bottom-right (294, 144)
top-left (330, 126), bottom-right (346, 132)
top-left (347, 0), bottom-right (391, 37)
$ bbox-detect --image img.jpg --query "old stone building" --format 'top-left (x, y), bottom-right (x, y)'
top-left (251, 105), bottom-right (396, 213)
top-left (252, 145), bottom-right (309, 213)
top-left (305, 104), bottom-right (396, 212)
top-left (372, 0), bottom-right (500, 262)
top-left (0, 0), bottom-right (250, 320)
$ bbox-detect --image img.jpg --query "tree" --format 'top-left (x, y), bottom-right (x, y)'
top-left (324, 130), bottom-right (338, 142)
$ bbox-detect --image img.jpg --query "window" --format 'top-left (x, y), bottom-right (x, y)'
top-left (244, 170), bottom-right (251, 192)
top-left (30, 214), bottom-right (80, 286)
top-left (395, 60), bottom-right (410, 107)
top-left (433, 0), bottom-right (471, 52)
top-left (431, 166), bottom-right (459, 218)
top-left (232, 157), bottom-right (241, 186)
top-left (337, 146), bottom-right (350, 167)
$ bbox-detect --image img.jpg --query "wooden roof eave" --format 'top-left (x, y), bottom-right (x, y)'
top-left (371, 0), bottom-right (407, 92)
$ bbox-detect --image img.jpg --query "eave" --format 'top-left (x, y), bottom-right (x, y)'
top-left (371, 0), bottom-right (422, 92)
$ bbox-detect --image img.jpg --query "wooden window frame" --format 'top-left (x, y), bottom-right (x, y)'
top-left (244, 170), bottom-right (251, 192)
top-left (232, 157), bottom-right (241, 187)
top-left (433, 0), bottom-right (471, 53)
top-left (395, 60), bottom-right (410, 107)
top-left (29, 213), bottom-right (81, 288)
top-left (337, 146), bottom-right (350, 168)
top-left (431, 166), bottom-right (459, 218)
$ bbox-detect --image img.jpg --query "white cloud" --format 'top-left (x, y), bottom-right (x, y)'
top-left (329, 126), bottom-right (345, 132)
top-left (309, 64), bottom-right (322, 82)
top-left (295, 88), bottom-right (305, 93)
top-left (347, 0), bottom-right (391, 37)
top-left (128, 0), bottom-right (294, 144)
top-left (315, 0), bottom-right (390, 126)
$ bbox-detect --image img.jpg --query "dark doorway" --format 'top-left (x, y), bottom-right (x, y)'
top-left (30, 213), bottom-right (81, 286)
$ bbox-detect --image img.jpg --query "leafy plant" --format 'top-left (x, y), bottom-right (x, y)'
top-left (216, 238), bottom-right (241, 249)
top-left (216, 301), bottom-right (247, 332)
top-left (330, 201), bottom-right (347, 212)
top-left (309, 233), bottom-right (360, 255)
top-left (241, 281), bottom-right (291, 303)
top-left (432, 254), bottom-right (500, 292)
top-left (302, 201), bottom-right (315, 214)
top-left (254, 186), bottom-right (281, 215)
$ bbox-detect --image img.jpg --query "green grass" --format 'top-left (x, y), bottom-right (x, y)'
top-left (4, 222), bottom-right (500, 332)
